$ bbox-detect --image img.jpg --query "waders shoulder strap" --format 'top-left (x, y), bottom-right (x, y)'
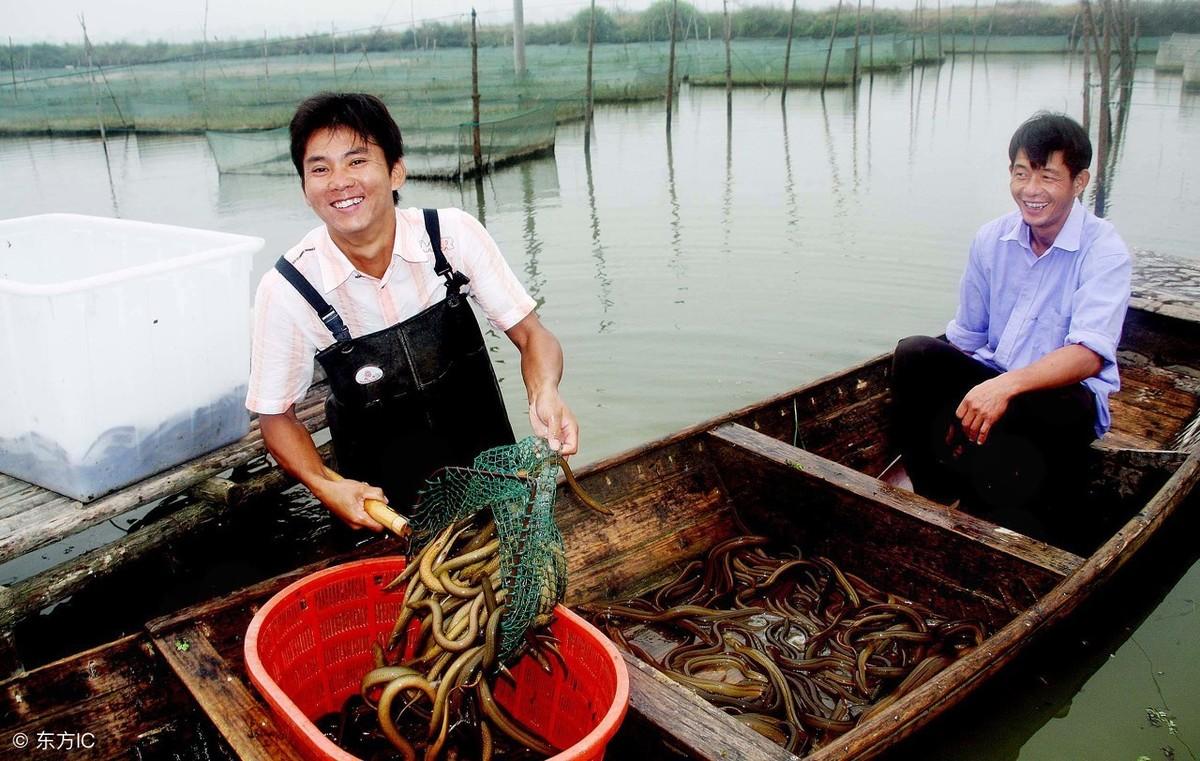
top-left (422, 208), bottom-right (470, 296)
top-left (274, 255), bottom-right (352, 343)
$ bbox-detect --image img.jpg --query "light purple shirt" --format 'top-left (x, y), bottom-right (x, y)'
top-left (945, 199), bottom-right (1131, 437)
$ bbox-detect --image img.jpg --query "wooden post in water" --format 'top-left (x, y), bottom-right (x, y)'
top-left (1081, 6), bottom-right (1092, 139)
top-left (79, 16), bottom-right (107, 145)
top-left (936, 0), bottom-right (943, 58)
top-left (471, 9), bottom-right (483, 176)
top-left (984, 0), bottom-right (998, 54)
top-left (201, 0), bottom-right (209, 128)
top-left (917, 0), bottom-right (926, 62)
top-left (1068, 12), bottom-right (1080, 52)
top-left (7, 37), bottom-right (16, 103)
top-left (782, 0), bottom-right (796, 101)
top-left (971, 0), bottom-right (980, 57)
top-left (263, 30), bottom-right (270, 79)
top-left (822, 0), bottom-right (844, 90)
top-left (585, 0), bottom-right (596, 144)
top-left (853, 0), bottom-right (863, 82)
top-left (666, 0), bottom-right (678, 128)
top-left (1098, 0), bottom-right (1113, 169)
top-left (869, 0), bottom-right (877, 70)
top-left (512, 0), bottom-right (527, 79)
top-left (724, 0), bottom-right (734, 107)
top-left (330, 23), bottom-right (337, 82)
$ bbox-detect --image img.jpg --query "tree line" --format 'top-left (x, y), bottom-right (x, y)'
top-left (5, 0), bottom-right (1199, 72)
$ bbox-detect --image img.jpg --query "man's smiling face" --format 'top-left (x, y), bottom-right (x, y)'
top-left (301, 126), bottom-right (404, 249)
top-left (1009, 148), bottom-right (1087, 247)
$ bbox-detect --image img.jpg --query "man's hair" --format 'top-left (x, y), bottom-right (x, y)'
top-left (290, 92), bottom-right (405, 204)
top-left (1008, 112), bottom-right (1092, 178)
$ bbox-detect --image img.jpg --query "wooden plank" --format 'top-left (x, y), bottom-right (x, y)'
top-left (0, 499), bottom-right (232, 633)
top-left (622, 652), bottom-right (796, 761)
top-left (150, 624), bottom-right (305, 761)
top-left (0, 381), bottom-right (330, 565)
top-left (0, 636), bottom-right (193, 761)
top-left (708, 423), bottom-right (1084, 579)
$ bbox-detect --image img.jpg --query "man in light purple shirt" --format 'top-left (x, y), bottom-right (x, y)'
top-left (891, 112), bottom-right (1131, 525)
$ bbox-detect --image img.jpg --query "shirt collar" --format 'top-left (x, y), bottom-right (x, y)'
top-left (314, 208), bottom-right (428, 292)
top-left (999, 199), bottom-right (1086, 255)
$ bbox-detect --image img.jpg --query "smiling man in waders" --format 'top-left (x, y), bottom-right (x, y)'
top-left (246, 93), bottom-right (578, 530)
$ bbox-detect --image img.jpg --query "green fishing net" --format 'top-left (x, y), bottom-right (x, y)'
top-left (412, 436), bottom-right (566, 663)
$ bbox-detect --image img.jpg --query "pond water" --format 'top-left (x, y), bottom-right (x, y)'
top-left (1, 52), bottom-right (1198, 760)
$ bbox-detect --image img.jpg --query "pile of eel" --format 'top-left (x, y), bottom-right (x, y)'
top-left (580, 535), bottom-right (987, 756)
top-left (318, 515), bottom-right (560, 761)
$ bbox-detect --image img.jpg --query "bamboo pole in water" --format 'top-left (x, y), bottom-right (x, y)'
top-left (666, 0), bottom-right (678, 128)
top-left (330, 23), bottom-right (337, 82)
top-left (471, 9), bottom-right (482, 175)
top-left (1081, 6), bottom-right (1093, 140)
top-left (263, 29), bottom-right (269, 79)
top-left (822, 0), bottom-right (844, 90)
top-left (936, 0), bottom-right (943, 58)
top-left (201, 0), bottom-right (209, 128)
top-left (782, 0), bottom-right (796, 100)
top-left (512, 0), bottom-right (527, 79)
top-left (724, 0), bottom-right (734, 104)
top-left (78, 16), bottom-right (107, 144)
top-left (869, 0), bottom-right (877, 70)
top-left (984, 0), bottom-right (998, 54)
top-left (585, 0), bottom-right (595, 143)
top-left (7, 37), bottom-right (16, 103)
top-left (971, 0), bottom-right (980, 57)
top-left (916, 0), bottom-right (926, 62)
top-left (853, 0), bottom-right (863, 82)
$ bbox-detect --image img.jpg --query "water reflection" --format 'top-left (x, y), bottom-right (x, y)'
top-left (722, 95), bottom-right (734, 257)
top-left (819, 92), bottom-right (846, 219)
top-left (781, 104), bottom-right (801, 251)
top-left (665, 125), bottom-right (685, 299)
top-left (583, 142), bottom-right (614, 333)
top-left (519, 162), bottom-right (545, 302)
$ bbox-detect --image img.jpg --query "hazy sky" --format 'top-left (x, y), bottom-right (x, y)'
top-left (8, 0), bottom-right (1074, 45)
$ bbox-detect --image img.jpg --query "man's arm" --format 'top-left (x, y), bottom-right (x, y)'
top-left (259, 408), bottom-right (386, 531)
top-left (505, 311), bottom-right (579, 455)
top-left (957, 343), bottom-right (1102, 445)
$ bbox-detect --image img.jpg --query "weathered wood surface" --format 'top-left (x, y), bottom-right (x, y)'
top-left (0, 634), bottom-right (193, 761)
top-left (560, 439), bottom-right (740, 605)
top-left (0, 380), bottom-right (328, 565)
top-left (150, 623), bottom-right (305, 761)
top-left (710, 422), bottom-right (1084, 579)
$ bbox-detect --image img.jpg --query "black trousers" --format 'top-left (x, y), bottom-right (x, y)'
top-left (891, 336), bottom-right (1097, 522)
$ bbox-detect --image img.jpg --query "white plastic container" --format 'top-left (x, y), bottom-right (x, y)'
top-left (0, 213), bottom-right (263, 502)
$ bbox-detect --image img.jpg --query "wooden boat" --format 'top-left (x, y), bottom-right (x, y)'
top-left (2, 301), bottom-right (1198, 761)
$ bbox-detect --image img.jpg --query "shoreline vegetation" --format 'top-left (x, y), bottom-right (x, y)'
top-left (4, 0), bottom-right (1198, 72)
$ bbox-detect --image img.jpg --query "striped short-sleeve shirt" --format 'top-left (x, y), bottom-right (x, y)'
top-left (246, 207), bottom-right (535, 415)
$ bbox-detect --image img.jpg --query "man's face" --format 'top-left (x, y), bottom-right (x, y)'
top-left (1009, 148), bottom-right (1088, 241)
top-left (301, 126), bottom-right (404, 247)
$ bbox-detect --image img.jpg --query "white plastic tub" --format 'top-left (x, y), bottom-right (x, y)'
top-left (0, 213), bottom-right (263, 502)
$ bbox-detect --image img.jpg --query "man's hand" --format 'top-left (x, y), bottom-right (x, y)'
top-left (956, 375), bottom-right (1019, 445)
top-left (529, 386), bottom-right (579, 455)
top-left (312, 476), bottom-right (388, 532)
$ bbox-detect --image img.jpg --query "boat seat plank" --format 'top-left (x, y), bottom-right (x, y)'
top-left (707, 422), bottom-right (1084, 579)
top-left (150, 623), bottom-right (305, 761)
top-left (0, 380), bottom-right (330, 566)
top-left (622, 652), bottom-right (797, 761)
